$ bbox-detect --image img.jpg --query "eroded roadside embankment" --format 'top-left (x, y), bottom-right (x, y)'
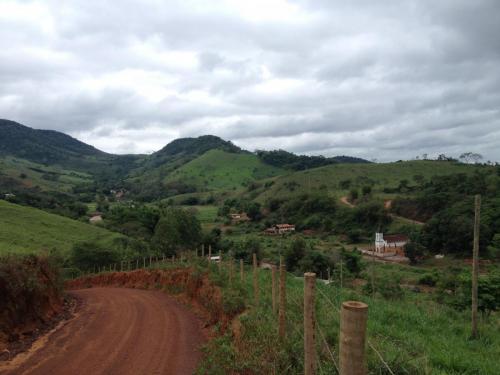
top-left (66, 267), bottom-right (242, 334)
top-left (0, 255), bottom-right (65, 358)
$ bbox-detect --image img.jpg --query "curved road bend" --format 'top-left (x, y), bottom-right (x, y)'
top-left (1, 288), bottom-right (205, 375)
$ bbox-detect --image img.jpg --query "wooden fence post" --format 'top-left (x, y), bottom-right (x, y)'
top-left (339, 301), bottom-right (368, 375)
top-left (279, 256), bottom-right (286, 340)
top-left (208, 245), bottom-right (212, 260)
top-left (472, 194), bottom-right (481, 339)
top-left (272, 265), bottom-right (278, 314)
top-left (202, 244), bottom-right (205, 258)
top-left (304, 272), bottom-right (317, 375)
top-left (253, 253), bottom-right (259, 305)
top-left (229, 257), bottom-right (234, 285)
top-left (240, 259), bottom-right (244, 282)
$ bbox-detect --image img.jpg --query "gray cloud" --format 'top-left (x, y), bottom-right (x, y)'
top-left (0, 0), bottom-right (499, 161)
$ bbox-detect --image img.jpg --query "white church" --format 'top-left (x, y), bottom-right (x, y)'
top-left (375, 233), bottom-right (409, 253)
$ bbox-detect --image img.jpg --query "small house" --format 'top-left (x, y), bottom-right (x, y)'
top-left (89, 212), bottom-right (103, 224)
top-left (229, 212), bottom-right (250, 223)
top-left (264, 224), bottom-right (295, 235)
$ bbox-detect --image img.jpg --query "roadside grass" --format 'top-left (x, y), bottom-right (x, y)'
top-left (0, 200), bottom-right (123, 255)
top-left (193, 257), bottom-right (500, 374)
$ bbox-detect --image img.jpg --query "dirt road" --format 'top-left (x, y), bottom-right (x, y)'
top-left (1, 288), bottom-right (205, 375)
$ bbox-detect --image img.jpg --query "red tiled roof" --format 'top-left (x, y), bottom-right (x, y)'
top-left (276, 224), bottom-right (295, 228)
top-left (384, 234), bottom-right (409, 243)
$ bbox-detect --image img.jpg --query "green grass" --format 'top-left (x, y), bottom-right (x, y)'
top-left (0, 200), bottom-right (123, 255)
top-left (180, 205), bottom-right (219, 224)
top-left (164, 149), bottom-right (285, 191)
top-left (194, 257), bottom-right (499, 374)
top-left (0, 155), bottom-right (92, 192)
top-left (247, 160), bottom-right (489, 203)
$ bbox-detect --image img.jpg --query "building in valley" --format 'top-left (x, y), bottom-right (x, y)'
top-left (264, 223), bottom-right (296, 235)
top-left (375, 233), bottom-right (408, 255)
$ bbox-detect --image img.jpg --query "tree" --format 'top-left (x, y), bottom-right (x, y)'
top-left (361, 186), bottom-right (372, 196)
top-left (298, 251), bottom-right (332, 276)
top-left (234, 237), bottom-right (262, 263)
top-left (340, 248), bottom-right (362, 276)
top-left (459, 152), bottom-right (483, 164)
top-left (487, 234), bottom-right (500, 259)
top-left (245, 202), bottom-right (262, 221)
top-left (152, 208), bottom-right (201, 255)
top-left (285, 237), bottom-right (307, 271)
top-left (348, 189), bottom-right (359, 202)
top-left (404, 241), bottom-right (425, 265)
top-left (70, 241), bottom-right (119, 271)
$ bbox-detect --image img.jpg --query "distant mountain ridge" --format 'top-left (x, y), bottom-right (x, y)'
top-left (0, 119), bottom-right (105, 162)
top-left (0, 119), bottom-right (370, 200)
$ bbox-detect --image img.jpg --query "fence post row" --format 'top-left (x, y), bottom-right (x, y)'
top-left (340, 301), bottom-right (368, 375)
top-left (240, 259), bottom-right (244, 282)
top-left (472, 194), bottom-right (481, 339)
top-left (253, 253), bottom-right (259, 306)
top-left (304, 272), bottom-right (317, 375)
top-left (278, 256), bottom-right (286, 340)
top-left (272, 265), bottom-right (277, 314)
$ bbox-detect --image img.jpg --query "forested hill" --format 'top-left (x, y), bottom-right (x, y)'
top-left (0, 119), bottom-right (105, 161)
top-left (0, 119), bottom-right (143, 175)
top-left (154, 135), bottom-right (243, 157)
top-left (256, 149), bottom-right (369, 170)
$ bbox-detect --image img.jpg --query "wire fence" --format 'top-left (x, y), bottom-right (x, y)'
top-left (77, 250), bottom-right (396, 375)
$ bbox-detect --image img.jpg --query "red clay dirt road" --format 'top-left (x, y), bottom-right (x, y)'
top-left (1, 288), bottom-right (205, 375)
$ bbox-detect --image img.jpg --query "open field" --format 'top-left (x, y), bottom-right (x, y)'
top-left (0, 200), bottom-right (123, 255)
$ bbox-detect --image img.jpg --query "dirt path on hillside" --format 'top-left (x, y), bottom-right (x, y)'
top-left (0, 288), bottom-right (205, 375)
top-left (340, 196), bottom-right (355, 207)
top-left (340, 196), bottom-right (424, 225)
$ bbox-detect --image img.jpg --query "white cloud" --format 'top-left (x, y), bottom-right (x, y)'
top-left (0, 0), bottom-right (499, 161)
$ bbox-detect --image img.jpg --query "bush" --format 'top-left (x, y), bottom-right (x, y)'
top-left (418, 273), bottom-right (438, 287)
top-left (70, 241), bottom-right (120, 271)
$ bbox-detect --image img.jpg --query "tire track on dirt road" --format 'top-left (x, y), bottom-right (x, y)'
top-left (0, 288), bottom-right (205, 375)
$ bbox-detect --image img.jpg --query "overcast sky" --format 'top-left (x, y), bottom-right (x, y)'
top-left (1, 0), bottom-right (499, 161)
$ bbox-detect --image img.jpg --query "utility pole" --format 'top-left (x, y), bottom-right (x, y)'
top-left (472, 194), bottom-right (481, 339)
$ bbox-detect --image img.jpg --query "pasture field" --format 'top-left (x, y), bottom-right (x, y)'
top-left (164, 149), bottom-right (285, 191)
top-left (0, 200), bottom-right (123, 255)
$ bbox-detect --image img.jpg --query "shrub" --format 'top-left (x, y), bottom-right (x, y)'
top-left (418, 273), bottom-right (438, 287)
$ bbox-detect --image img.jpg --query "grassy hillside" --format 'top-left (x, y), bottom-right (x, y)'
top-left (0, 200), bottom-right (123, 255)
top-left (0, 156), bottom-right (93, 192)
top-left (247, 160), bottom-right (489, 203)
top-left (164, 149), bottom-right (285, 191)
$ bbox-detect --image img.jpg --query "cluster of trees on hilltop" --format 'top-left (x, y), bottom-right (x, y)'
top-left (256, 149), bottom-right (368, 171)
top-left (256, 149), bottom-right (336, 170)
top-left (392, 166), bottom-right (500, 257)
